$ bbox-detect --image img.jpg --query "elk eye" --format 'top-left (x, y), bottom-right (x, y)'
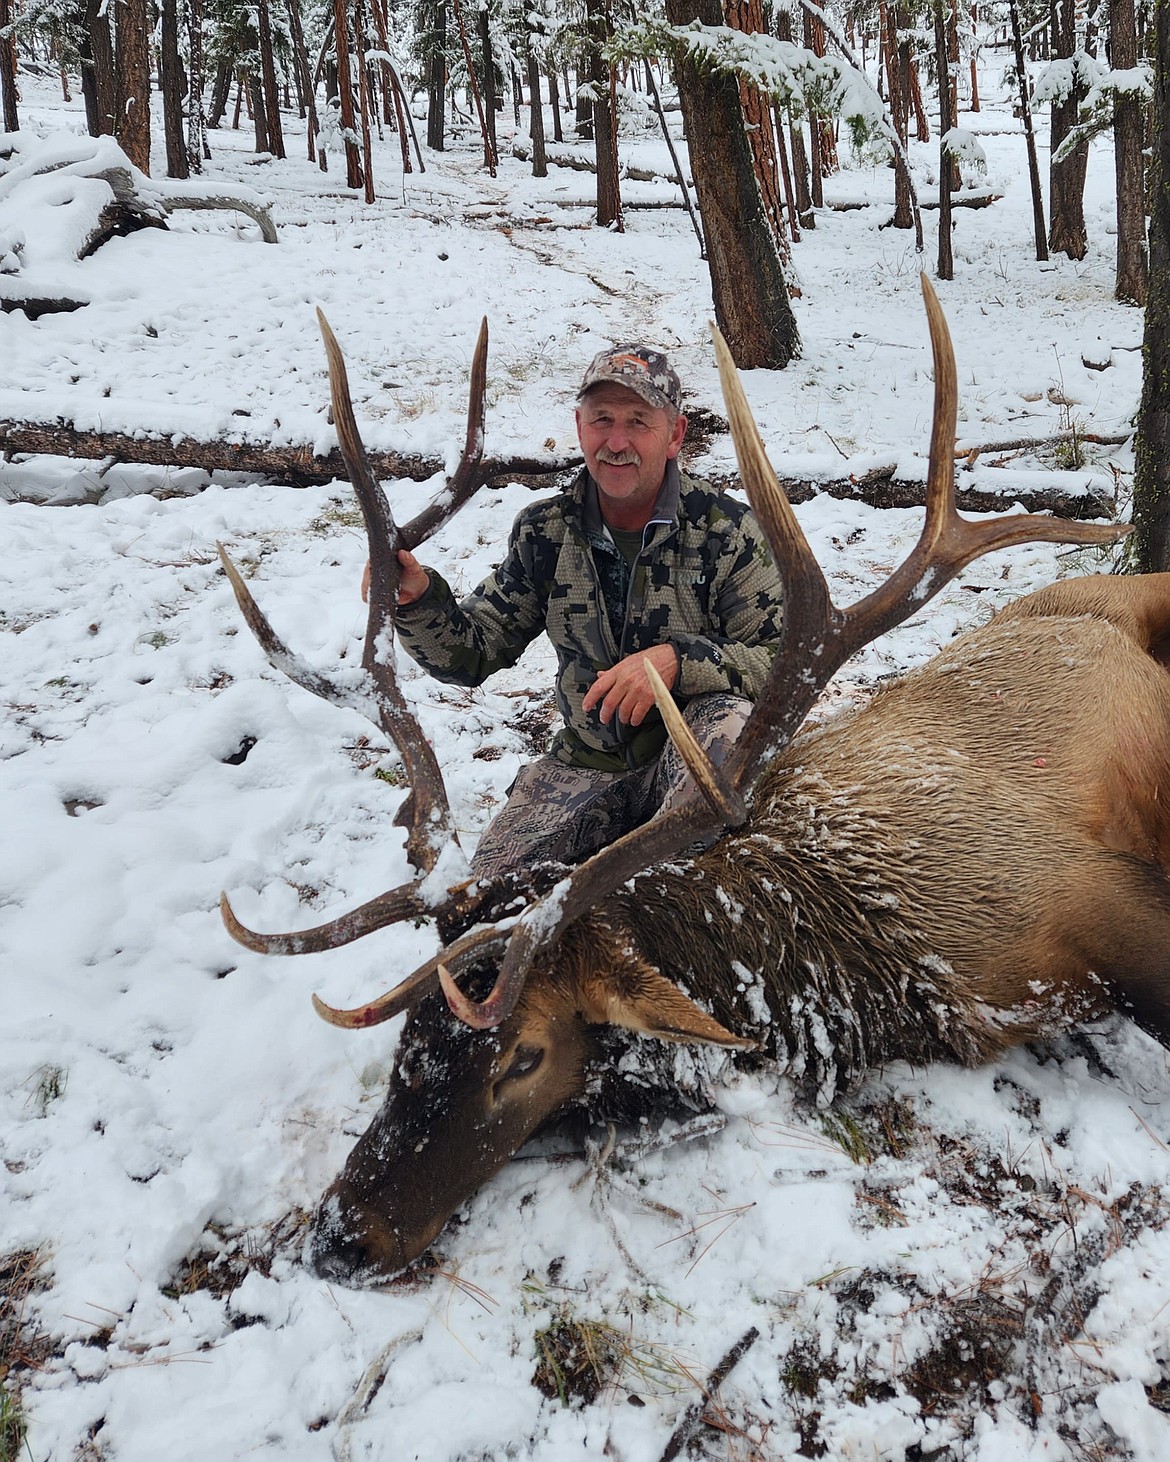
top-left (503, 1045), bottom-right (544, 1082)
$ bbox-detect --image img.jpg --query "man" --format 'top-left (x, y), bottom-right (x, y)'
top-left (386, 343), bottom-right (785, 879)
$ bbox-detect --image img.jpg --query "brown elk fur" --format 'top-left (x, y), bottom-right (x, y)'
top-left (307, 573), bottom-right (1170, 1283)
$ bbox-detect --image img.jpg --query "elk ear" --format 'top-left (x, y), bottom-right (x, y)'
top-left (580, 963), bottom-right (757, 1050)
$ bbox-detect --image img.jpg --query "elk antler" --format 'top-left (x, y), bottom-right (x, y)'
top-left (220, 313), bottom-right (491, 953)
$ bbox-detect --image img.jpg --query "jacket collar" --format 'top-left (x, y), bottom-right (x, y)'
top-left (578, 458), bottom-right (682, 545)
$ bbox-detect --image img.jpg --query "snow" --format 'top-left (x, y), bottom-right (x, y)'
top-left (3, 56), bottom-right (1169, 1462)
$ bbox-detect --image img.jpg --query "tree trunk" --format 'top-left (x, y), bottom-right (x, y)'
top-left (287, 0), bottom-right (321, 163)
top-left (803, 7), bottom-right (839, 189)
top-left (909, 57), bottom-right (930, 139)
top-left (576, 49), bottom-right (593, 138)
top-left (114, 0), bottom-right (152, 172)
top-left (335, 0), bottom-right (364, 184)
top-left (480, 9), bottom-right (498, 162)
top-left (884, 3), bottom-right (914, 230)
top-left (1, 0), bottom-right (21, 133)
top-left (548, 65), bottom-right (562, 143)
top-left (186, 0), bottom-right (209, 165)
top-left (588, 0), bottom-right (621, 227)
top-left (775, 6), bottom-right (812, 226)
top-left (353, 0), bottom-right (375, 199)
top-left (208, 61), bottom-right (233, 128)
top-left (1111, 0), bottom-right (1147, 303)
top-left (425, 0), bottom-right (446, 150)
top-left (248, 73), bottom-right (271, 153)
top-left (1048, 0), bottom-right (1088, 259)
top-left (935, 0), bottom-right (954, 279)
top-left (257, 0), bottom-right (287, 158)
top-left (160, 0), bottom-right (190, 177)
top-left (665, 0), bottom-right (800, 367)
top-left (1009, 0), bottom-right (1047, 260)
top-left (1132, 1), bottom-right (1170, 571)
top-left (527, 48), bottom-right (547, 177)
top-left (726, 0), bottom-right (789, 259)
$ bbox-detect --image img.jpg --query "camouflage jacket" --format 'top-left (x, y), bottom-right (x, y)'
top-left (395, 463), bottom-right (784, 772)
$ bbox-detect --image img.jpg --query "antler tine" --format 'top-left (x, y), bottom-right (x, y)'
top-left (402, 317), bottom-right (490, 550)
top-left (709, 322), bottom-right (843, 793)
top-left (643, 659), bottom-right (745, 825)
top-left (220, 885), bottom-right (432, 956)
top-left (310, 924), bottom-right (515, 1028)
top-left (837, 276), bottom-right (1127, 659)
top-left (316, 308), bottom-right (458, 874)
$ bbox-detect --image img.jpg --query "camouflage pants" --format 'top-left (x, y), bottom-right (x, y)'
top-left (470, 693), bottom-right (751, 880)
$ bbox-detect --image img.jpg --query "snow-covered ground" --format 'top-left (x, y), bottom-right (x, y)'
top-left (3, 57), bottom-right (1169, 1462)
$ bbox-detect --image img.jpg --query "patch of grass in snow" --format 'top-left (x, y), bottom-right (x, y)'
top-left (0, 1249), bottom-right (52, 1462)
top-left (820, 1091), bottom-right (921, 1167)
top-left (25, 1065), bottom-right (66, 1119)
top-left (163, 1213), bottom-right (309, 1309)
top-left (307, 498), bottom-right (363, 535)
top-left (528, 1281), bottom-right (699, 1408)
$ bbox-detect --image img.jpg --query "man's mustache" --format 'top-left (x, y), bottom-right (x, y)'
top-left (596, 448), bottom-right (642, 467)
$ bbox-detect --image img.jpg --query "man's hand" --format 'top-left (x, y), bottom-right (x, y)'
top-left (582, 644), bottom-right (680, 727)
top-left (361, 549), bottom-right (430, 606)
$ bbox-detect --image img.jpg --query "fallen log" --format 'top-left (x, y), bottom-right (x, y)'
top-left (0, 416), bottom-right (1118, 519)
top-left (0, 418), bottom-right (577, 490)
top-left (773, 465), bottom-right (1114, 519)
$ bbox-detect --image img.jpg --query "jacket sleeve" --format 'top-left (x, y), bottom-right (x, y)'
top-left (393, 507), bottom-right (550, 687)
top-left (672, 509), bottom-right (784, 701)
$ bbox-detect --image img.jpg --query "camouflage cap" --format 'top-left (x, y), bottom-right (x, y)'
top-left (577, 343), bottom-right (683, 414)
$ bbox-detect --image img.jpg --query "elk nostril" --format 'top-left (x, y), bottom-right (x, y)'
top-left (305, 1194), bottom-right (407, 1286)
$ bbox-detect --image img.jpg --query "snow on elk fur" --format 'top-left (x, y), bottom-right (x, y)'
top-left (219, 278), bottom-right (1170, 1287)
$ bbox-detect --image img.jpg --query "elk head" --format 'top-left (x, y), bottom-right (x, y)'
top-left (220, 285), bottom-right (1123, 1285)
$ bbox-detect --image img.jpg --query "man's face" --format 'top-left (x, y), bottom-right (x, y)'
top-left (575, 384), bottom-right (687, 522)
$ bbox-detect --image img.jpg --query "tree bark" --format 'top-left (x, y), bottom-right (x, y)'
top-left (726, 0), bottom-right (789, 258)
top-left (548, 65), bottom-right (562, 143)
top-left (1009, 0), bottom-right (1047, 260)
top-left (257, 0), bottom-right (287, 158)
top-left (935, 0), bottom-right (954, 279)
top-left (576, 48), bottom-right (593, 138)
top-left (161, 0), bottom-right (190, 178)
top-left (425, 0), bottom-right (447, 150)
top-left (774, 7), bottom-right (811, 226)
top-left (353, 0), bottom-right (375, 199)
top-left (208, 62), bottom-right (233, 129)
top-left (587, 0), bottom-right (622, 227)
top-left (335, 0), bottom-right (364, 185)
top-left (480, 9), bottom-right (498, 163)
top-left (287, 0), bottom-right (321, 163)
top-left (114, 0), bottom-right (153, 173)
top-left (0, 0), bottom-right (20, 133)
top-left (1132, 1), bottom-right (1170, 571)
top-left (187, 0), bottom-right (209, 165)
top-left (665, 0), bottom-right (800, 367)
top-left (527, 46), bottom-right (547, 176)
top-left (248, 74), bottom-right (271, 153)
top-left (1111, 0), bottom-right (1147, 304)
top-left (1048, 0), bottom-right (1089, 259)
top-left (884, 2), bottom-right (914, 230)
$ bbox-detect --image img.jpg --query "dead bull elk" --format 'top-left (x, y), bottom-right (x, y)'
top-left (219, 281), bottom-right (1170, 1286)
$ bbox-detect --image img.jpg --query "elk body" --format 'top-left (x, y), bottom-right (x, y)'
top-left (219, 282), bottom-right (1169, 1288)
